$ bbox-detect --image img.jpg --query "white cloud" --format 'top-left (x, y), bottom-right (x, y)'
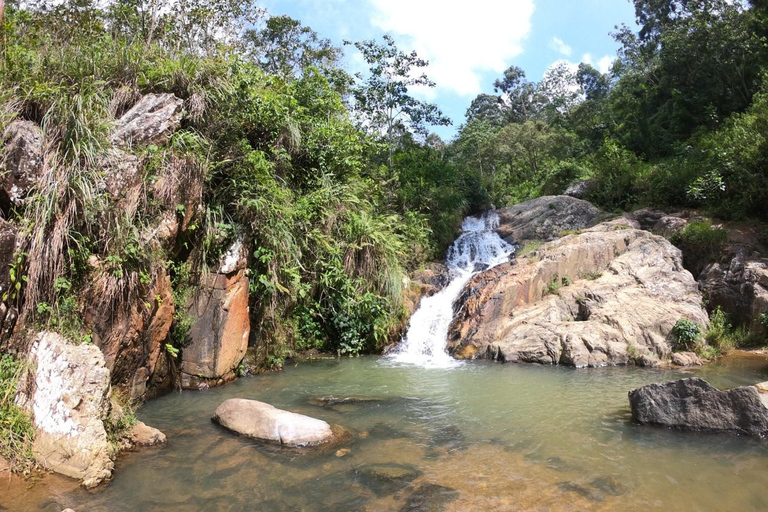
top-left (549, 37), bottom-right (572, 57)
top-left (581, 53), bottom-right (615, 74)
top-left (368, 0), bottom-right (536, 97)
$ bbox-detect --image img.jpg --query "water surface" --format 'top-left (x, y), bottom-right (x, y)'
top-left (5, 353), bottom-right (768, 512)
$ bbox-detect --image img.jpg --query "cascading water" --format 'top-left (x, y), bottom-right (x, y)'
top-left (388, 211), bottom-right (515, 368)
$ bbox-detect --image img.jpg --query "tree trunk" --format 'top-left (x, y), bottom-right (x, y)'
top-left (0, 0), bottom-right (5, 29)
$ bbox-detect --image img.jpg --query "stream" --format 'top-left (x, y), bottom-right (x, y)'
top-left (4, 213), bottom-right (768, 511)
top-left (5, 354), bottom-right (768, 511)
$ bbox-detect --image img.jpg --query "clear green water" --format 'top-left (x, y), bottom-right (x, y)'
top-left (5, 353), bottom-right (768, 512)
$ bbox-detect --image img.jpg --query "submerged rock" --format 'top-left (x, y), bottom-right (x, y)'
top-left (16, 331), bottom-right (114, 488)
top-left (447, 200), bottom-right (708, 367)
top-left (628, 378), bottom-right (768, 436)
top-left (400, 483), bottom-right (459, 512)
top-left (212, 398), bottom-right (335, 447)
top-left (354, 463), bottom-right (421, 496)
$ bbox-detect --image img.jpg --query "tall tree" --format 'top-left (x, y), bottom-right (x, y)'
top-left (347, 35), bottom-right (451, 167)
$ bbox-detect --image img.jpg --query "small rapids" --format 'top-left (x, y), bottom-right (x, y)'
top-left (388, 211), bottom-right (515, 368)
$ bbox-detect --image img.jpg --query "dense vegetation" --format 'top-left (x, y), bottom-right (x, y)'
top-left (1, 0), bottom-right (767, 367)
top-left (451, 0), bottom-right (768, 221)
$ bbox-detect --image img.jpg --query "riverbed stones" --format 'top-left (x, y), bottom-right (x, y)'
top-left (16, 331), bottom-right (114, 487)
top-left (212, 398), bottom-right (335, 447)
top-left (129, 421), bottom-right (167, 447)
top-left (448, 212), bottom-right (709, 367)
top-left (628, 378), bottom-right (768, 436)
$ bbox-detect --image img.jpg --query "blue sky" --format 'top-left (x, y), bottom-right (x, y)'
top-left (257, 0), bottom-right (639, 140)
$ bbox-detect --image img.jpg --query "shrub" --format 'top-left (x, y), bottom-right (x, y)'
top-left (705, 307), bottom-right (735, 353)
top-left (671, 318), bottom-right (702, 351)
top-left (0, 355), bottom-right (35, 474)
top-left (669, 220), bottom-right (728, 275)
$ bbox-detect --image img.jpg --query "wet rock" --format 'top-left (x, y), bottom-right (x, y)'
top-left (311, 396), bottom-right (383, 407)
top-left (428, 425), bottom-right (466, 454)
top-left (628, 378), bottom-right (768, 436)
top-left (557, 481), bottom-right (604, 502)
top-left (1, 120), bottom-right (44, 211)
top-left (448, 214), bottom-right (708, 367)
top-left (212, 398), bottom-right (335, 447)
top-left (180, 270), bottom-right (249, 389)
top-left (671, 351), bottom-right (704, 367)
top-left (354, 463), bottom-right (421, 496)
top-left (590, 476), bottom-right (627, 496)
top-left (111, 93), bottom-right (183, 148)
top-left (400, 483), bottom-right (459, 512)
top-left (16, 331), bottom-right (113, 488)
top-left (495, 195), bottom-right (604, 243)
top-left (129, 421), bottom-right (167, 447)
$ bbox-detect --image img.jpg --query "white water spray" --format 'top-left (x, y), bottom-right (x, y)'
top-left (388, 211), bottom-right (515, 368)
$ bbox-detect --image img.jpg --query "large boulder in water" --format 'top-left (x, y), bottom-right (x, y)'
top-left (447, 205), bottom-right (708, 367)
top-left (628, 378), bottom-right (768, 436)
top-left (212, 398), bottom-right (335, 447)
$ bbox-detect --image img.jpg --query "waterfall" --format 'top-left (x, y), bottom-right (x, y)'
top-left (388, 211), bottom-right (515, 368)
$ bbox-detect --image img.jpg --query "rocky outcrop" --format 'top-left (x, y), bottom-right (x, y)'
top-left (0, 218), bottom-right (19, 344)
top-left (699, 254), bottom-right (768, 332)
top-left (16, 332), bottom-right (114, 488)
top-left (180, 270), bottom-right (250, 389)
top-left (212, 398), bottom-right (335, 447)
top-left (628, 378), bottom-right (768, 436)
top-left (670, 351), bottom-right (704, 367)
top-left (88, 266), bottom-right (175, 400)
top-left (97, 148), bottom-right (143, 216)
top-left (495, 195), bottom-right (605, 243)
top-left (563, 180), bottom-right (596, 199)
top-left (630, 209), bottom-right (689, 238)
top-left (447, 211), bottom-right (708, 367)
top-left (111, 93), bottom-right (183, 148)
top-left (128, 421), bottom-right (167, 447)
top-left (1, 120), bottom-right (44, 212)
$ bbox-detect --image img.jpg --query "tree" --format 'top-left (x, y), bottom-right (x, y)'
top-left (493, 65), bottom-right (543, 123)
top-left (347, 35), bottom-right (451, 167)
top-left (576, 63), bottom-right (610, 101)
top-left (244, 15), bottom-right (340, 78)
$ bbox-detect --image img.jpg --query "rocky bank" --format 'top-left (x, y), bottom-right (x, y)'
top-left (447, 196), bottom-right (709, 367)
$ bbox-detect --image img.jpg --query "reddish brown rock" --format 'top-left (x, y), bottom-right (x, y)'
top-left (89, 267), bottom-right (175, 400)
top-left (129, 421), bottom-right (167, 447)
top-left (671, 351), bottom-right (704, 367)
top-left (180, 270), bottom-right (250, 389)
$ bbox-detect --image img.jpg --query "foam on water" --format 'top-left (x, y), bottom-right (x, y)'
top-left (388, 211), bottom-right (515, 368)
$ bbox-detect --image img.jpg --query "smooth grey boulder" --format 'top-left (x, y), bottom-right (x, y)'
top-left (212, 398), bottom-right (334, 447)
top-left (628, 378), bottom-right (768, 436)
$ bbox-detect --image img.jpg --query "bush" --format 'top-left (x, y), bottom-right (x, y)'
top-left (705, 307), bottom-right (735, 353)
top-left (671, 318), bottom-right (702, 351)
top-left (0, 355), bottom-right (35, 474)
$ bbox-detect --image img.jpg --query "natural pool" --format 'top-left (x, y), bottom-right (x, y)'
top-left (4, 352), bottom-right (768, 512)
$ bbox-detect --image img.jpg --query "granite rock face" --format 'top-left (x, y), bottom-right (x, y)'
top-left (212, 398), bottom-right (335, 447)
top-left (494, 195), bottom-right (605, 243)
top-left (111, 93), bottom-right (183, 148)
top-left (17, 332), bottom-right (114, 488)
top-left (628, 378), bottom-right (768, 436)
top-left (447, 201), bottom-right (708, 367)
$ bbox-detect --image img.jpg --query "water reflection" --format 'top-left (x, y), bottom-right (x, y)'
top-left (3, 353), bottom-right (768, 512)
